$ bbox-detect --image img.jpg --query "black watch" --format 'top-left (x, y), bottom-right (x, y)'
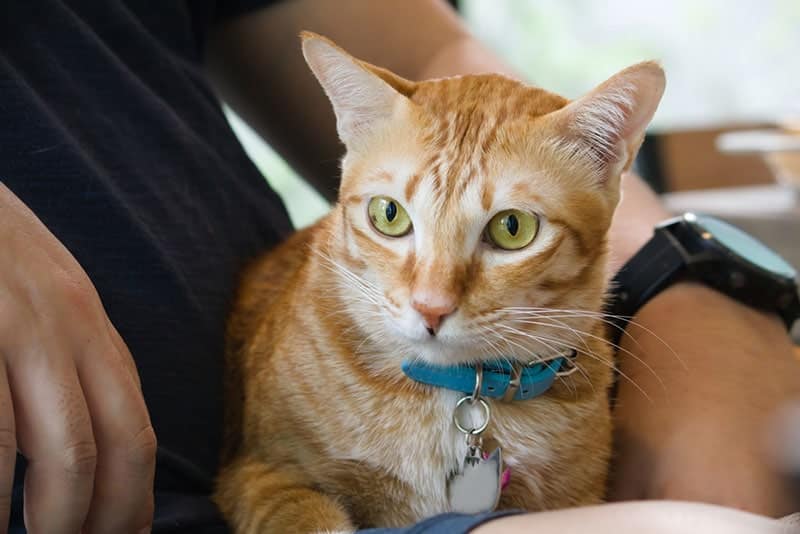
top-left (608, 213), bottom-right (800, 343)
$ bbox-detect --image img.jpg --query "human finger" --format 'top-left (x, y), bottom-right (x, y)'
top-left (104, 317), bottom-right (141, 390)
top-left (0, 363), bottom-right (17, 533)
top-left (10, 347), bottom-right (96, 533)
top-left (78, 331), bottom-right (156, 533)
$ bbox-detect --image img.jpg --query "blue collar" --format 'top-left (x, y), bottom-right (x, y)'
top-left (401, 357), bottom-right (566, 401)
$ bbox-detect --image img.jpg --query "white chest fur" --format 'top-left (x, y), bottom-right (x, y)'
top-left (327, 388), bottom-right (548, 520)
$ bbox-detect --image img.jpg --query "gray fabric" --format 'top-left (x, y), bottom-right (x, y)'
top-left (359, 511), bottom-right (524, 534)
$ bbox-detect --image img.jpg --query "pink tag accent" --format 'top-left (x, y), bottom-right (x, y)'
top-left (482, 451), bottom-right (512, 491)
top-left (500, 467), bottom-right (511, 490)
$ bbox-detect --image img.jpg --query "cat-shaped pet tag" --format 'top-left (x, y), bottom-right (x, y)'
top-left (448, 437), bottom-right (503, 514)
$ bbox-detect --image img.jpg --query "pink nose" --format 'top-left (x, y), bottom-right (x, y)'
top-left (412, 297), bottom-right (457, 334)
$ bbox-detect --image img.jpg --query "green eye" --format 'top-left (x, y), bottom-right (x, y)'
top-left (367, 196), bottom-right (412, 237)
top-left (485, 209), bottom-right (539, 250)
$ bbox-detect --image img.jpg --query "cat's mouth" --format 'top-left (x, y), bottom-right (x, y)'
top-left (385, 308), bottom-right (577, 367)
top-left (409, 333), bottom-right (514, 367)
top-left (405, 327), bottom-right (576, 368)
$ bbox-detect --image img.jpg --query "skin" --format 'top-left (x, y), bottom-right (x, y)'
top-left (0, 183), bottom-right (156, 533)
top-left (1, 1), bottom-right (796, 532)
top-left (471, 501), bottom-right (790, 534)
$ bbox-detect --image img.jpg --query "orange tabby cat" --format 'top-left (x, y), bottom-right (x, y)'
top-left (214, 32), bottom-right (665, 533)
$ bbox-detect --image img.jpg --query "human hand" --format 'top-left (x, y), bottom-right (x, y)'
top-left (0, 183), bottom-right (156, 533)
top-left (608, 282), bottom-right (800, 516)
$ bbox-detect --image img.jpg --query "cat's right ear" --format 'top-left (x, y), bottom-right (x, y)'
top-left (301, 32), bottom-right (415, 150)
top-left (551, 61), bottom-right (665, 183)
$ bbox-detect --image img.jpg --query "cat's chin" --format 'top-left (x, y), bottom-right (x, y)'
top-left (409, 338), bottom-right (490, 367)
top-left (383, 316), bottom-right (497, 366)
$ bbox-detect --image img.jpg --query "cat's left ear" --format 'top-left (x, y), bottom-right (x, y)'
top-left (301, 32), bottom-right (416, 150)
top-left (553, 61), bottom-right (665, 182)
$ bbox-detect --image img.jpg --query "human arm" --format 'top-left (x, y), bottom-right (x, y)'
top-left (606, 169), bottom-right (800, 516)
top-left (471, 501), bottom-right (789, 534)
top-left (0, 183), bottom-right (157, 532)
top-left (206, 0), bottom-right (507, 200)
top-left (205, 0), bottom-right (800, 515)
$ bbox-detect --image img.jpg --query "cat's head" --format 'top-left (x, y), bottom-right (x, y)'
top-left (302, 32), bottom-right (664, 367)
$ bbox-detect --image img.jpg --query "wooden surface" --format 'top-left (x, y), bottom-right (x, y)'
top-left (658, 125), bottom-right (776, 191)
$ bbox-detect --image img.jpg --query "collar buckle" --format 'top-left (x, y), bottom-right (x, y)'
top-left (501, 362), bottom-right (523, 403)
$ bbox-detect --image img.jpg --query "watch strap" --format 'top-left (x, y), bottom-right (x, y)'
top-left (608, 227), bottom-right (687, 345)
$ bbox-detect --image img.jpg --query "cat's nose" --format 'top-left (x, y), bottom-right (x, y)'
top-left (412, 296), bottom-right (457, 335)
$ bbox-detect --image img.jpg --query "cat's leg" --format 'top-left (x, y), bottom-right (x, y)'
top-left (214, 456), bottom-right (354, 534)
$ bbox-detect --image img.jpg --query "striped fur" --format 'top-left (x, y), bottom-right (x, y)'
top-left (214, 33), bottom-right (664, 533)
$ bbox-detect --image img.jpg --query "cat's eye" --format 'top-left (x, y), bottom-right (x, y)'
top-left (367, 196), bottom-right (412, 237)
top-left (485, 209), bottom-right (539, 250)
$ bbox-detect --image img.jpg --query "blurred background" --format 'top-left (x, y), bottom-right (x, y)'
top-left (227, 0), bottom-right (800, 344)
top-left (228, 0), bottom-right (800, 225)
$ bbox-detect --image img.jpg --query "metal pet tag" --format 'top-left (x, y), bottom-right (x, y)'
top-left (448, 445), bottom-right (503, 513)
top-left (449, 392), bottom-right (503, 514)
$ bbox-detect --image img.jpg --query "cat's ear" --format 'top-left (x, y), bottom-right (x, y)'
top-left (553, 61), bottom-right (665, 181)
top-left (301, 32), bottom-right (415, 149)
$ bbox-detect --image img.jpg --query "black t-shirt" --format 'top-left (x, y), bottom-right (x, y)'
top-left (0, 1), bottom-right (292, 530)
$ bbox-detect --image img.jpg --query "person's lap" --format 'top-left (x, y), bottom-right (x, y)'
top-left (359, 511), bottom-right (523, 534)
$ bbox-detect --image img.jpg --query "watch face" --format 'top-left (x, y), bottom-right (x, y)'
top-left (691, 214), bottom-right (797, 280)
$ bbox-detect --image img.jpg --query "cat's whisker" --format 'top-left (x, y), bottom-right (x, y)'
top-left (481, 331), bottom-right (584, 394)
top-left (313, 250), bottom-right (385, 305)
top-left (480, 326), bottom-right (586, 397)
top-left (501, 308), bottom-right (649, 357)
top-left (561, 360), bottom-right (587, 398)
top-left (505, 307), bottom-right (688, 370)
top-left (474, 331), bottom-right (518, 370)
top-left (496, 323), bottom-right (609, 370)
top-left (476, 330), bottom-right (509, 365)
top-left (352, 328), bottom-right (397, 359)
top-left (489, 306), bottom-right (649, 362)
top-left (317, 296), bottom-right (371, 317)
top-left (507, 317), bottom-right (665, 392)
top-left (494, 323), bottom-right (651, 402)
top-left (476, 327), bottom-right (580, 390)
top-left (504, 311), bottom-right (595, 357)
top-left (492, 324), bottom-right (594, 394)
top-left (478, 322), bottom-right (566, 366)
top-left (479, 324), bottom-right (551, 366)
top-left (479, 341), bottom-right (516, 376)
top-left (326, 273), bottom-right (381, 306)
top-left (502, 307), bottom-right (685, 371)
top-left (502, 308), bottom-right (631, 338)
top-left (334, 274), bottom-right (382, 305)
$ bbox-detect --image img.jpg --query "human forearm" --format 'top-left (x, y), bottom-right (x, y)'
top-left (609, 283), bottom-right (800, 516)
top-left (207, 0), bottom-right (472, 200)
top-left (604, 170), bottom-right (800, 515)
top-left (605, 174), bottom-right (799, 514)
top-left (607, 172), bottom-right (671, 270)
top-left (472, 501), bottom-right (787, 534)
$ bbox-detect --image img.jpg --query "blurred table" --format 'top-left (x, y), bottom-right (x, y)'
top-left (662, 184), bottom-right (800, 342)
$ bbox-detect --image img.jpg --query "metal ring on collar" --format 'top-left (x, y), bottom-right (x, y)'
top-left (453, 395), bottom-right (491, 435)
top-left (470, 363), bottom-right (483, 402)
